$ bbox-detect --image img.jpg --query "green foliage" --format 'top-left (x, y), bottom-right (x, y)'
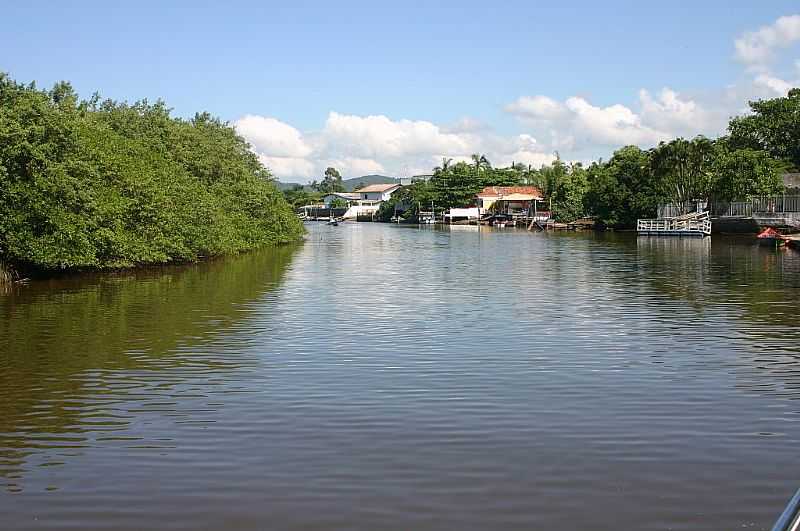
top-left (328, 197), bottom-right (348, 209)
top-left (728, 88), bottom-right (800, 170)
top-left (376, 196), bottom-right (403, 222)
top-left (549, 162), bottom-right (588, 222)
top-left (711, 142), bottom-right (783, 202)
top-left (312, 167), bottom-right (345, 193)
top-left (282, 184), bottom-right (321, 208)
top-left (402, 161), bottom-right (521, 212)
top-left (0, 74), bottom-right (303, 272)
top-left (649, 136), bottom-right (716, 206)
top-left (584, 146), bottom-right (662, 228)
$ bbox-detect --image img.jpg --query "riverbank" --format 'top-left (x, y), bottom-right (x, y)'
top-left (0, 74), bottom-right (304, 279)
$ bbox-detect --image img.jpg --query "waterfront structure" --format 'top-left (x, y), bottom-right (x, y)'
top-left (444, 207), bottom-right (481, 223)
top-left (637, 211), bottom-right (712, 236)
top-left (354, 184), bottom-right (403, 202)
top-left (476, 186), bottom-right (544, 216)
top-left (339, 184), bottom-right (404, 220)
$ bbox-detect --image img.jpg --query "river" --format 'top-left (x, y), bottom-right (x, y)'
top-left (1, 223), bottom-right (799, 530)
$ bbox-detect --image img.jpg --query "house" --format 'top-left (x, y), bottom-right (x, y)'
top-left (354, 183), bottom-right (403, 202)
top-left (476, 186), bottom-right (544, 215)
top-left (322, 192), bottom-right (360, 207)
top-left (337, 184), bottom-right (404, 220)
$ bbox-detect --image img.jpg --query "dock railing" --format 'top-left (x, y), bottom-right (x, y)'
top-left (637, 212), bottom-right (711, 235)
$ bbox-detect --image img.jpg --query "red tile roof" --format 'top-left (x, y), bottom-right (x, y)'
top-left (477, 186), bottom-right (543, 199)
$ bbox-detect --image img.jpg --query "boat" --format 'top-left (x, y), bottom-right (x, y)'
top-left (757, 226), bottom-right (789, 247)
top-left (771, 487), bottom-right (800, 531)
top-left (327, 216), bottom-right (339, 226)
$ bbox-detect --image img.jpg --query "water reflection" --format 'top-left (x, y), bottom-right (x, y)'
top-left (0, 245), bottom-right (299, 490)
top-left (2, 225), bottom-right (800, 531)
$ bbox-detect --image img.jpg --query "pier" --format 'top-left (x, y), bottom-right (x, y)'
top-left (637, 211), bottom-right (711, 236)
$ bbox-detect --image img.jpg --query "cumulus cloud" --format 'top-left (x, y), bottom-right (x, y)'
top-left (754, 73), bottom-right (794, 95)
top-left (735, 14), bottom-right (800, 68)
top-left (505, 93), bottom-right (672, 152)
top-left (256, 154), bottom-right (315, 179)
top-left (235, 115), bottom-right (312, 158)
top-left (504, 95), bottom-right (565, 120)
top-left (638, 88), bottom-right (710, 133)
top-left (321, 112), bottom-right (472, 159)
top-left (565, 97), bottom-right (668, 146)
top-left (233, 13), bottom-right (799, 181)
top-left (324, 157), bottom-right (386, 176)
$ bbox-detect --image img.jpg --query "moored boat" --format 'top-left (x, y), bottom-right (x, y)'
top-left (757, 227), bottom-right (789, 247)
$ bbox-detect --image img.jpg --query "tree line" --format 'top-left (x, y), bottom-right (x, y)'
top-left (385, 89), bottom-right (798, 226)
top-left (0, 74), bottom-right (303, 276)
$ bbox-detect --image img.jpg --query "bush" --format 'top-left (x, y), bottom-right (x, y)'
top-left (0, 74), bottom-right (304, 272)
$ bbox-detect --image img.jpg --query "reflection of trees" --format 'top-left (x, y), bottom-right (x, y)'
top-left (537, 231), bottom-right (800, 400)
top-left (0, 244), bottom-right (299, 488)
top-left (633, 235), bottom-right (800, 398)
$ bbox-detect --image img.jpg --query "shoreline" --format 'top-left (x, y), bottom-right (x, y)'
top-left (0, 238), bottom-right (305, 286)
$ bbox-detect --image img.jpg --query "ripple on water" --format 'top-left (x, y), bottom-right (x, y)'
top-left (0, 226), bottom-right (799, 530)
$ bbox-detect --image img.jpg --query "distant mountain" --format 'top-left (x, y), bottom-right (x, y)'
top-left (274, 181), bottom-right (306, 191)
top-left (275, 174), bottom-right (400, 193)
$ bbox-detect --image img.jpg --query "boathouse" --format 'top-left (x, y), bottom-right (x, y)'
top-left (476, 186), bottom-right (544, 215)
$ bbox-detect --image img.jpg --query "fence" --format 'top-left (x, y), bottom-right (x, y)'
top-left (716, 196), bottom-right (800, 217)
top-left (659, 196), bottom-right (800, 217)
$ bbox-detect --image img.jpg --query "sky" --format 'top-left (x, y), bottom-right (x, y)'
top-left (2, 1), bottom-right (800, 182)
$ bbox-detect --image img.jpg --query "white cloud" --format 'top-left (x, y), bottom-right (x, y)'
top-left (505, 94), bottom-right (672, 151)
top-left (565, 97), bottom-right (668, 146)
top-left (321, 111), bottom-right (472, 159)
top-left (504, 95), bottom-right (565, 120)
top-left (754, 73), bottom-right (793, 95)
top-left (233, 14), bottom-right (800, 182)
top-left (257, 155), bottom-right (315, 179)
top-left (735, 14), bottom-right (800, 68)
top-left (638, 88), bottom-right (712, 134)
top-left (324, 157), bottom-right (385, 176)
top-left (235, 115), bottom-right (312, 158)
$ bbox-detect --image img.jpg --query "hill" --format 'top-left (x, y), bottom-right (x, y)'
top-left (277, 174), bottom-right (400, 192)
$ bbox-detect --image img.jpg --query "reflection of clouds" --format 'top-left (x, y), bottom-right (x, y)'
top-left (0, 245), bottom-right (298, 491)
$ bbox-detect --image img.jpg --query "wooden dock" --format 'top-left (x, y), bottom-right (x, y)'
top-left (637, 211), bottom-right (711, 236)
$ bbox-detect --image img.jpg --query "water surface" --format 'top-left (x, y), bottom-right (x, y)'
top-left (2, 224), bottom-right (799, 530)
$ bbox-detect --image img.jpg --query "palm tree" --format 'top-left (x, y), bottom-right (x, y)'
top-left (435, 157), bottom-right (453, 173)
top-left (471, 153), bottom-right (491, 171)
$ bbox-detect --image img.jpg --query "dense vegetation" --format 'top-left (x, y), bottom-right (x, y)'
top-left (391, 89), bottom-right (797, 227)
top-left (0, 74), bottom-right (303, 276)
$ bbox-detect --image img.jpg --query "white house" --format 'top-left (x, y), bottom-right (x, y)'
top-left (354, 184), bottom-right (402, 202)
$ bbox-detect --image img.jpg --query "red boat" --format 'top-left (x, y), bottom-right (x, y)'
top-left (757, 227), bottom-right (789, 247)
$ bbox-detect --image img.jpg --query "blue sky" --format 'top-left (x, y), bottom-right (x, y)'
top-left (3, 1), bottom-right (800, 180)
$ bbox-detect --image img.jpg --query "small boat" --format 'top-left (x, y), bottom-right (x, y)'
top-left (327, 217), bottom-right (339, 226)
top-left (757, 227), bottom-right (788, 247)
top-left (771, 487), bottom-right (800, 531)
